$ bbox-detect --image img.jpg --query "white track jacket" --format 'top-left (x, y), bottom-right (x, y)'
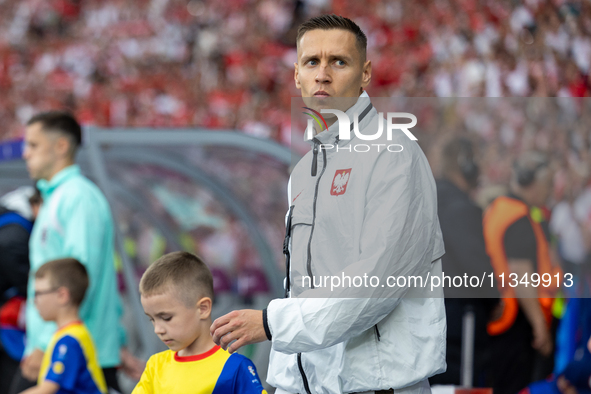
top-left (265, 93), bottom-right (447, 393)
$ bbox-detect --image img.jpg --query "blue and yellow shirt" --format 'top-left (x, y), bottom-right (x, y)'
top-left (39, 321), bottom-right (107, 394)
top-left (27, 165), bottom-right (125, 367)
top-left (132, 345), bottom-right (267, 394)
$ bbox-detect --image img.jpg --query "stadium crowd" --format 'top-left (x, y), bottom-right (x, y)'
top-left (0, 0), bottom-right (591, 142)
top-left (2, 1), bottom-right (591, 392)
top-left (1, 0), bottom-right (591, 195)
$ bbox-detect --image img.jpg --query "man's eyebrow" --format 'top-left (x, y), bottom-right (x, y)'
top-left (329, 54), bottom-right (354, 62)
top-left (300, 54), bottom-right (318, 62)
top-left (300, 53), bottom-right (354, 63)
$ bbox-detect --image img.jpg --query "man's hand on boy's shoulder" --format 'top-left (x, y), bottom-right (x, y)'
top-left (210, 309), bottom-right (267, 354)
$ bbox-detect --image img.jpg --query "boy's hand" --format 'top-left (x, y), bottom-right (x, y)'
top-left (19, 380), bottom-right (59, 394)
top-left (210, 310), bottom-right (267, 354)
top-left (21, 348), bottom-right (44, 381)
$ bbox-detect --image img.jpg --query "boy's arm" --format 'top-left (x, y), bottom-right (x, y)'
top-left (131, 356), bottom-right (154, 394)
top-left (233, 356), bottom-right (267, 394)
top-left (19, 381), bottom-right (59, 394)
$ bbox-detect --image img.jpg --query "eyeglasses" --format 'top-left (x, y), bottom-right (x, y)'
top-left (34, 288), bottom-right (59, 298)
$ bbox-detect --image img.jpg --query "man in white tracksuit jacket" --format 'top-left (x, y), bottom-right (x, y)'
top-left (211, 15), bottom-right (447, 394)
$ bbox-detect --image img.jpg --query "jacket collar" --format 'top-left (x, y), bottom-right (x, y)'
top-left (37, 165), bottom-right (81, 199)
top-left (311, 91), bottom-right (373, 145)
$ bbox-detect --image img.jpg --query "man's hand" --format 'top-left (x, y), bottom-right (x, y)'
top-left (21, 348), bottom-right (44, 381)
top-left (509, 259), bottom-right (553, 356)
top-left (532, 322), bottom-right (553, 356)
top-left (210, 310), bottom-right (267, 354)
top-left (557, 376), bottom-right (579, 394)
top-left (119, 348), bottom-right (146, 381)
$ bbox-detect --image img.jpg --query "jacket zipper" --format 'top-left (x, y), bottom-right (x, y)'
top-left (283, 205), bottom-right (295, 298)
top-left (298, 353), bottom-right (313, 394)
top-left (306, 138), bottom-right (327, 287)
top-left (296, 104), bottom-right (374, 393)
top-left (296, 138), bottom-right (327, 394)
top-left (374, 324), bottom-right (381, 341)
top-left (311, 143), bottom-right (318, 176)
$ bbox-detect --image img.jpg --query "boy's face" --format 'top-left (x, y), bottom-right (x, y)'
top-left (34, 277), bottom-right (60, 321)
top-left (141, 290), bottom-right (205, 353)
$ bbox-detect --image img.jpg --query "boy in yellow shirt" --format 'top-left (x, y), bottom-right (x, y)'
top-left (20, 258), bottom-right (107, 394)
top-left (133, 251), bottom-right (267, 394)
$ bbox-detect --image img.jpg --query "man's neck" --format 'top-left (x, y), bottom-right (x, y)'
top-left (509, 187), bottom-right (532, 206)
top-left (446, 173), bottom-right (471, 194)
top-left (45, 160), bottom-right (75, 182)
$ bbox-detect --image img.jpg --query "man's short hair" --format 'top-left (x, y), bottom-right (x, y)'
top-left (513, 151), bottom-right (550, 187)
top-left (139, 251), bottom-right (214, 307)
top-left (441, 137), bottom-right (479, 187)
top-left (296, 14), bottom-right (367, 61)
top-left (35, 258), bottom-right (89, 307)
top-left (27, 111), bottom-right (82, 152)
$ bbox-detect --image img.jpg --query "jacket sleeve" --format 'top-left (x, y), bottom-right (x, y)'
top-left (61, 192), bottom-right (127, 351)
top-left (61, 195), bottom-right (108, 288)
top-left (267, 144), bottom-right (440, 354)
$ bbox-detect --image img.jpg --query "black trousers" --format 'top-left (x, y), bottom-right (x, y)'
top-left (489, 313), bottom-right (555, 394)
top-left (8, 367), bottom-right (121, 393)
top-left (0, 348), bottom-right (20, 394)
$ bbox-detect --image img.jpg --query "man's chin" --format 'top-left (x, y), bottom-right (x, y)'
top-left (26, 168), bottom-right (39, 180)
top-left (302, 96), bottom-right (357, 114)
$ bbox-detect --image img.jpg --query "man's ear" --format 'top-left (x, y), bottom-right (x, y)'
top-left (55, 135), bottom-right (71, 159)
top-left (361, 60), bottom-right (372, 90)
top-left (197, 297), bottom-right (212, 320)
top-left (294, 63), bottom-right (301, 90)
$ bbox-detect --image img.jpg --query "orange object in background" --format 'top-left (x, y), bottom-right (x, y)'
top-left (455, 388), bottom-right (493, 394)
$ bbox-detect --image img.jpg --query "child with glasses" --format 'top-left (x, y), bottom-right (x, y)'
top-left (20, 258), bottom-right (107, 394)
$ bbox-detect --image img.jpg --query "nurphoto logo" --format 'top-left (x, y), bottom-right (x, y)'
top-left (303, 107), bottom-right (418, 141)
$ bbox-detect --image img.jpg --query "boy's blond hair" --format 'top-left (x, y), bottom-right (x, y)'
top-left (35, 258), bottom-right (89, 307)
top-left (139, 251), bottom-right (214, 306)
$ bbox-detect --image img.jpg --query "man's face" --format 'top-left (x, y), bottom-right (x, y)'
top-left (22, 122), bottom-right (59, 181)
top-left (295, 29), bottom-right (371, 113)
top-left (141, 291), bottom-right (202, 353)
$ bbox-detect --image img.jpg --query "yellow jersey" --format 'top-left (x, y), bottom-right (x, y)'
top-left (38, 321), bottom-right (107, 394)
top-left (132, 345), bottom-right (267, 394)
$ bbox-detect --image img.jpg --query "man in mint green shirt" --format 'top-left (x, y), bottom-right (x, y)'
top-left (14, 112), bottom-right (143, 393)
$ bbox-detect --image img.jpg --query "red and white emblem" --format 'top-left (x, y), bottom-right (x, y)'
top-left (331, 169), bottom-right (352, 196)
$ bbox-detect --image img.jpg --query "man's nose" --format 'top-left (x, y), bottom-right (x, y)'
top-left (22, 146), bottom-right (30, 160)
top-left (315, 64), bottom-right (331, 84)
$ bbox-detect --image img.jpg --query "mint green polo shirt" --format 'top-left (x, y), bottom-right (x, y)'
top-left (27, 165), bottom-right (125, 368)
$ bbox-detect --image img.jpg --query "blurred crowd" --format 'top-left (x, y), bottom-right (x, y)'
top-left (1, 0), bottom-right (591, 144)
top-left (2, 1), bottom-right (591, 392)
